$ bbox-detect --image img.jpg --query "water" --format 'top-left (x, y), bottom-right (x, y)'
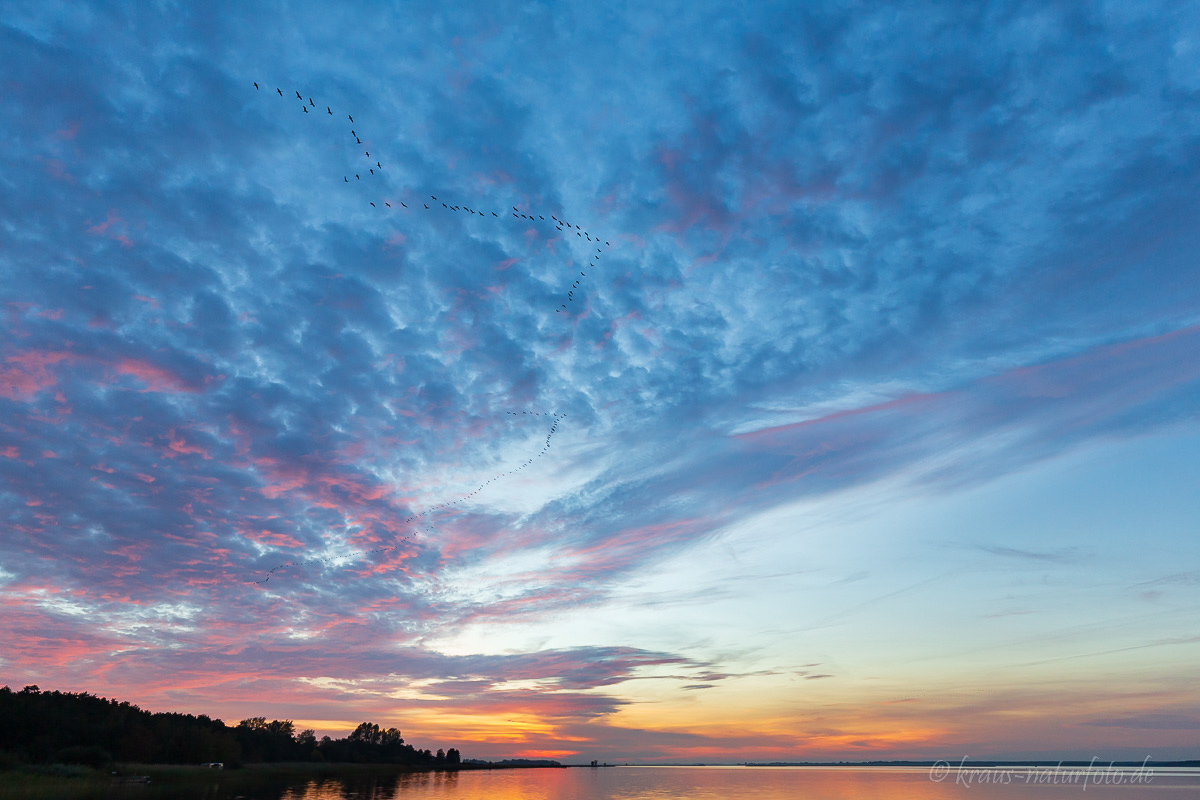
top-left (272, 765), bottom-right (1200, 800)
top-left (8, 765), bottom-right (1197, 799)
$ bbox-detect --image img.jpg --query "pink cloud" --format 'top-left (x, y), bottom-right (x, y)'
top-left (38, 156), bottom-right (75, 183)
top-left (165, 428), bottom-right (212, 459)
top-left (86, 209), bottom-right (133, 248)
top-left (0, 349), bottom-right (73, 400)
top-left (53, 121), bottom-right (80, 140)
top-left (112, 358), bottom-right (198, 393)
top-left (241, 529), bottom-right (305, 549)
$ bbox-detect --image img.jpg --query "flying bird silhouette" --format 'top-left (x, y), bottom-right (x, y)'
top-left (296, 91), bottom-right (302, 99)
top-left (254, 82), bottom-right (259, 90)
top-left (277, 87), bottom-right (282, 95)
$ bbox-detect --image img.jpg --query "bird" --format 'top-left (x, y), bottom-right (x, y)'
top-left (492, 212), bottom-right (498, 216)
top-left (400, 202), bottom-right (407, 208)
top-left (385, 202), bottom-right (391, 207)
top-left (356, 174), bottom-right (360, 180)
top-left (328, 107), bottom-right (332, 115)
top-left (254, 82), bottom-right (259, 90)
top-left (348, 114), bottom-right (354, 122)
top-left (351, 130), bottom-right (356, 136)
top-left (424, 204), bottom-right (429, 209)
top-left (296, 91), bottom-right (302, 99)
top-left (370, 202), bottom-right (376, 207)
top-left (277, 87), bottom-right (282, 95)
top-left (344, 176), bottom-right (348, 182)
top-left (356, 137), bottom-right (362, 144)
top-left (370, 168), bottom-right (374, 175)
top-left (303, 105), bottom-right (308, 113)
top-left (377, 162), bottom-right (381, 169)
top-left (309, 98), bottom-right (315, 106)
top-left (365, 151), bottom-right (369, 157)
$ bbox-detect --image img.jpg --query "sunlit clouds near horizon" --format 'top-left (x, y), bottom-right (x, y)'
top-left (2, 1), bottom-right (1200, 763)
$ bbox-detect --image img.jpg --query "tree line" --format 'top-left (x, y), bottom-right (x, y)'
top-left (0, 686), bottom-right (461, 769)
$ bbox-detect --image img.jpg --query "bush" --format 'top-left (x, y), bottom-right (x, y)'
top-left (29, 763), bottom-right (92, 778)
top-left (54, 746), bottom-right (111, 769)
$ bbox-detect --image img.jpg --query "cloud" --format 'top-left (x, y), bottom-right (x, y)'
top-left (2, 0), bottom-right (1200, 761)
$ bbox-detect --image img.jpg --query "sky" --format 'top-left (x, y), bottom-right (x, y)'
top-left (2, 0), bottom-right (1199, 764)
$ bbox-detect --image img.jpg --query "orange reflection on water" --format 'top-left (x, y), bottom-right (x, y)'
top-left (275, 766), bottom-right (1030, 800)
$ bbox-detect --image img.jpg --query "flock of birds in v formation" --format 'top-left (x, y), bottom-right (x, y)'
top-left (257, 83), bottom-right (611, 313)
top-left (249, 84), bottom-right (599, 584)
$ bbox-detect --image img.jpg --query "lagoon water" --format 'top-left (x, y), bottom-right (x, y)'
top-left (272, 765), bottom-right (1200, 800)
top-left (12, 765), bottom-right (1195, 800)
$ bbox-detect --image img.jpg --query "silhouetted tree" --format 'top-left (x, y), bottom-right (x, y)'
top-left (0, 687), bottom-right (455, 769)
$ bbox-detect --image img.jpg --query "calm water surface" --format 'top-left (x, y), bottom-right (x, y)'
top-left (274, 765), bottom-right (1200, 800)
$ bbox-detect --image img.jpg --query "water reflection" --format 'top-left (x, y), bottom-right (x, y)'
top-left (280, 765), bottom-right (1200, 800)
top-left (280, 770), bottom-right (461, 800)
top-left (47, 765), bottom-right (1198, 800)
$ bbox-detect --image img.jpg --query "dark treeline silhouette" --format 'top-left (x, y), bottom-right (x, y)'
top-left (0, 686), bottom-right (460, 769)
